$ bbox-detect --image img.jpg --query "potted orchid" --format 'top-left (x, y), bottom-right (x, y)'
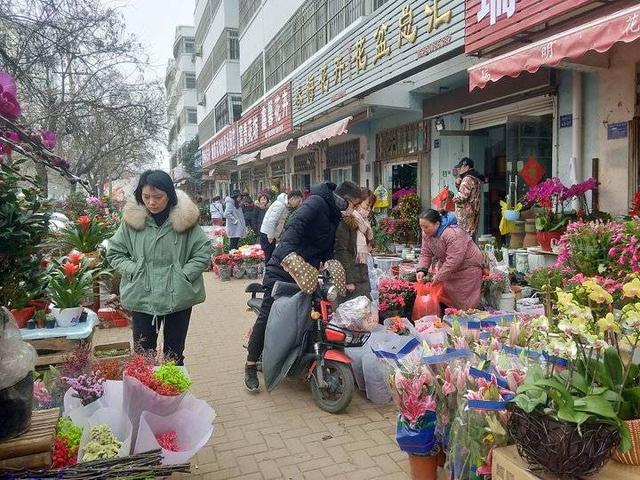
top-left (46, 251), bottom-right (95, 327)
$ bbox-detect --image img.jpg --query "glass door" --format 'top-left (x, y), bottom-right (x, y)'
top-left (506, 115), bottom-right (553, 202)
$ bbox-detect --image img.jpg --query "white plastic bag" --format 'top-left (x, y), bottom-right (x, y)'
top-left (331, 296), bottom-right (371, 331)
top-left (77, 407), bottom-right (132, 462)
top-left (0, 309), bottom-right (37, 390)
top-left (362, 345), bottom-right (391, 404)
top-left (134, 409), bottom-right (214, 464)
top-left (123, 374), bottom-right (187, 446)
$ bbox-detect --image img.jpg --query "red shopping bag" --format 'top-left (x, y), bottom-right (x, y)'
top-left (432, 186), bottom-right (455, 212)
top-left (412, 282), bottom-right (444, 321)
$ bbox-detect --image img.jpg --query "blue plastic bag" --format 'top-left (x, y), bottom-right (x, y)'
top-left (395, 412), bottom-right (437, 455)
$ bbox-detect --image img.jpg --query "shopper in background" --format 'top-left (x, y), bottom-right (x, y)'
top-left (259, 190), bottom-right (304, 264)
top-left (416, 209), bottom-right (483, 312)
top-left (224, 190), bottom-right (247, 250)
top-left (251, 193), bottom-right (270, 236)
top-left (106, 170), bottom-right (211, 365)
top-left (452, 157), bottom-right (483, 239)
top-left (241, 192), bottom-right (255, 230)
top-left (334, 188), bottom-right (375, 303)
top-left (209, 196), bottom-right (224, 226)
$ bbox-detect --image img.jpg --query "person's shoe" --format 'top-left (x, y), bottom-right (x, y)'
top-left (244, 364), bottom-right (259, 392)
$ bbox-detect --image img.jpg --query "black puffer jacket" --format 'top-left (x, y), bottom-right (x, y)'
top-left (265, 182), bottom-right (342, 285)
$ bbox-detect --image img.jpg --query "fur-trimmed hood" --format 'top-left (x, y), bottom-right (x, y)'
top-left (122, 189), bottom-right (200, 233)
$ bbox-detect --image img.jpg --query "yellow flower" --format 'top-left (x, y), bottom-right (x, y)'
top-left (585, 282), bottom-right (613, 304)
top-left (597, 313), bottom-right (620, 334)
top-left (556, 289), bottom-right (574, 306)
top-left (623, 278), bottom-right (640, 299)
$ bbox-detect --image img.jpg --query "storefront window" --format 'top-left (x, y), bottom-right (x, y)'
top-left (376, 123), bottom-right (423, 201)
top-left (331, 167), bottom-right (352, 185)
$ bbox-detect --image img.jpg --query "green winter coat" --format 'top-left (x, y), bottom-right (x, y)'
top-left (106, 191), bottom-right (211, 316)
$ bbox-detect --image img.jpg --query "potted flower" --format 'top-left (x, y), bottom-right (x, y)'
top-left (8, 283), bottom-right (35, 328)
top-left (58, 214), bottom-right (113, 265)
top-left (481, 270), bottom-right (510, 310)
top-left (243, 252), bottom-right (264, 279)
top-left (526, 178), bottom-right (570, 251)
top-left (212, 253), bottom-right (233, 281)
top-left (47, 252), bottom-right (95, 327)
top-left (509, 286), bottom-right (632, 477)
top-left (378, 277), bottom-right (416, 319)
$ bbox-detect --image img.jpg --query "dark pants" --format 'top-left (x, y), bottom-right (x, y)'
top-left (132, 308), bottom-right (192, 365)
top-left (259, 233), bottom-right (276, 264)
top-left (246, 283), bottom-right (274, 363)
top-left (229, 237), bottom-right (240, 250)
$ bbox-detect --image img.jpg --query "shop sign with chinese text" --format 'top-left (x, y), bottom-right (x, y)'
top-left (237, 82), bottom-right (292, 153)
top-left (291, 0), bottom-right (464, 125)
top-left (465, 0), bottom-right (595, 54)
top-left (202, 123), bottom-right (238, 167)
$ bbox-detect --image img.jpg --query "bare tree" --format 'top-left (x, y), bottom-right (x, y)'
top-left (0, 0), bottom-right (166, 195)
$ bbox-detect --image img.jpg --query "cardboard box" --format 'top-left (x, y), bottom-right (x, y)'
top-left (492, 445), bottom-right (640, 480)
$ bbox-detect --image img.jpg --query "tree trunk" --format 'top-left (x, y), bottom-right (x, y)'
top-left (34, 161), bottom-right (48, 197)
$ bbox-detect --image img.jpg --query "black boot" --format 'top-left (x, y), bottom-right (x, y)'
top-left (244, 363), bottom-right (259, 392)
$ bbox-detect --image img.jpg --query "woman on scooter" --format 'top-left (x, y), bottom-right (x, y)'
top-left (244, 180), bottom-right (364, 392)
top-left (416, 209), bottom-right (483, 312)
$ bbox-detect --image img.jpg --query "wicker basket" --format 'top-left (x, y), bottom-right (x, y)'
top-left (508, 406), bottom-right (619, 477)
top-left (614, 418), bottom-right (640, 465)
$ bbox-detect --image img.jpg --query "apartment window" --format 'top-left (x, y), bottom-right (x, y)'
top-left (264, 0), bottom-right (364, 90)
top-left (199, 108), bottom-right (216, 143)
top-left (186, 108), bottom-right (198, 124)
top-left (373, 0), bottom-right (389, 8)
top-left (229, 30), bottom-right (240, 60)
top-left (184, 38), bottom-right (195, 54)
top-left (241, 53), bottom-right (264, 110)
top-left (215, 95), bottom-right (230, 131)
top-left (195, 1), bottom-right (212, 48)
top-left (240, 0), bottom-right (261, 34)
top-left (185, 73), bottom-right (196, 89)
top-left (231, 95), bottom-right (242, 121)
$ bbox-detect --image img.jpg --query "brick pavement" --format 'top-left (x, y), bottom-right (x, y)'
top-left (96, 273), bottom-right (411, 479)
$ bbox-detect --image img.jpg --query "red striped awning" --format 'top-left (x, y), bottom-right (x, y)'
top-left (297, 116), bottom-right (352, 149)
top-left (469, 4), bottom-right (640, 91)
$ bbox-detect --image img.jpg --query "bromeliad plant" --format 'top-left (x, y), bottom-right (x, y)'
top-left (512, 279), bottom-right (640, 453)
top-left (57, 214), bottom-right (114, 254)
top-left (46, 252), bottom-right (96, 309)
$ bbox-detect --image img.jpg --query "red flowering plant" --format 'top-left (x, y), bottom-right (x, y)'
top-left (378, 277), bottom-right (416, 314)
top-left (212, 253), bottom-right (235, 266)
top-left (123, 355), bottom-right (191, 396)
top-left (57, 213), bottom-right (114, 254)
top-left (630, 191), bottom-right (640, 218)
top-left (46, 252), bottom-right (96, 309)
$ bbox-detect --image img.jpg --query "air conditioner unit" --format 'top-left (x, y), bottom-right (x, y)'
top-left (198, 94), bottom-right (206, 107)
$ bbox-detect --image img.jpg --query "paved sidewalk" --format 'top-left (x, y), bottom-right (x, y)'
top-left (96, 273), bottom-right (410, 479)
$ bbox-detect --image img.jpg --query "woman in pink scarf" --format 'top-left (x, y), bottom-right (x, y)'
top-left (416, 209), bottom-right (483, 311)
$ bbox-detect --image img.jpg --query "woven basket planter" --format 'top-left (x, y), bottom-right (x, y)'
top-left (508, 406), bottom-right (619, 477)
top-left (614, 418), bottom-right (640, 465)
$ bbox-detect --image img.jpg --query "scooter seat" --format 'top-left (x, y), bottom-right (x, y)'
top-left (245, 283), bottom-right (265, 294)
top-left (272, 281), bottom-right (300, 299)
top-left (248, 297), bottom-right (263, 311)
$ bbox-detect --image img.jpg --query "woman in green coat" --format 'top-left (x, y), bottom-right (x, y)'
top-left (106, 170), bottom-right (211, 365)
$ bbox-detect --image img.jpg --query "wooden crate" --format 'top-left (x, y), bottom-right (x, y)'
top-left (0, 408), bottom-right (60, 469)
top-left (30, 334), bottom-right (94, 367)
top-left (93, 341), bottom-right (132, 361)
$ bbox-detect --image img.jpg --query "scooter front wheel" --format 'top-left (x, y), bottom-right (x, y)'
top-left (310, 360), bottom-right (354, 414)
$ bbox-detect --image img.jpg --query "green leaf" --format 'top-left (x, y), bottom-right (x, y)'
top-left (557, 405), bottom-right (590, 425)
top-left (574, 395), bottom-right (618, 420)
top-left (604, 347), bottom-right (624, 388)
top-left (619, 421), bottom-right (632, 453)
top-left (622, 387), bottom-right (640, 402)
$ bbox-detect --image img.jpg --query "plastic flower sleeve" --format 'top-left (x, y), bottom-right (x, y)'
top-left (331, 296), bottom-right (372, 331)
top-left (77, 407), bottom-right (132, 462)
top-left (0, 308), bottom-right (37, 390)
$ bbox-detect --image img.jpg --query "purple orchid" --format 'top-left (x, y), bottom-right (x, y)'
top-left (40, 130), bottom-right (57, 150)
top-left (0, 131), bottom-right (20, 155)
top-left (0, 71), bottom-right (21, 120)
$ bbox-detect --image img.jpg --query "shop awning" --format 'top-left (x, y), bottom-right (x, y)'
top-left (297, 116), bottom-right (352, 149)
top-left (236, 150), bottom-right (260, 166)
top-left (260, 139), bottom-right (292, 160)
top-left (468, 4), bottom-right (640, 91)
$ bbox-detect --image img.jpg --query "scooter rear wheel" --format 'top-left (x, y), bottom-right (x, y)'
top-left (310, 360), bottom-right (354, 414)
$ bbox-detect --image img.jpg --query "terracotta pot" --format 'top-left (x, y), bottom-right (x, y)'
top-left (408, 452), bottom-right (439, 480)
top-left (614, 418), bottom-right (640, 465)
top-left (536, 231), bottom-right (564, 252)
top-left (27, 298), bottom-right (50, 313)
top-left (10, 307), bottom-right (36, 329)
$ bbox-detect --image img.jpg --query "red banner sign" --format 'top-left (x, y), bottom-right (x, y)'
top-left (203, 123), bottom-right (238, 167)
top-left (237, 82), bottom-right (292, 153)
top-left (465, 0), bottom-right (594, 54)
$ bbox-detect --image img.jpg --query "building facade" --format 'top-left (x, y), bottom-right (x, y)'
top-left (166, 26), bottom-right (199, 189)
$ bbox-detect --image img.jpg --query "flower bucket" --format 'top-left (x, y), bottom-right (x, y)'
top-left (218, 265), bottom-right (231, 281)
top-left (408, 451), bottom-right (439, 480)
top-left (0, 372), bottom-right (33, 442)
top-left (396, 412), bottom-right (437, 455)
top-left (10, 307), bottom-right (35, 329)
top-left (508, 406), bottom-right (619, 477)
top-left (614, 418), bottom-right (640, 465)
top-left (51, 306), bottom-right (83, 327)
top-left (245, 265), bottom-right (259, 279)
top-left (536, 231), bottom-right (563, 252)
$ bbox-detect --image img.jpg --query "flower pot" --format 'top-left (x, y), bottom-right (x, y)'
top-left (498, 292), bottom-right (515, 311)
top-left (46, 318), bottom-right (56, 328)
top-left (233, 265), bottom-right (246, 279)
top-left (51, 306), bottom-right (84, 327)
top-left (245, 265), bottom-right (259, 279)
top-left (503, 209), bottom-right (520, 221)
top-left (614, 418), bottom-right (640, 465)
top-left (218, 265), bottom-right (231, 281)
top-left (508, 406), bottom-right (619, 477)
top-left (10, 307), bottom-right (35, 329)
top-left (27, 298), bottom-right (50, 313)
top-left (536, 230), bottom-right (564, 252)
top-left (408, 452), bottom-right (439, 480)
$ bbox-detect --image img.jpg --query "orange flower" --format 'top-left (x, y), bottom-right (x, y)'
top-left (68, 250), bottom-right (85, 265)
top-left (77, 215), bottom-right (91, 234)
top-left (62, 261), bottom-right (80, 278)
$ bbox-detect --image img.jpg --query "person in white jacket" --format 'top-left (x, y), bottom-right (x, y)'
top-left (259, 190), bottom-right (303, 263)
